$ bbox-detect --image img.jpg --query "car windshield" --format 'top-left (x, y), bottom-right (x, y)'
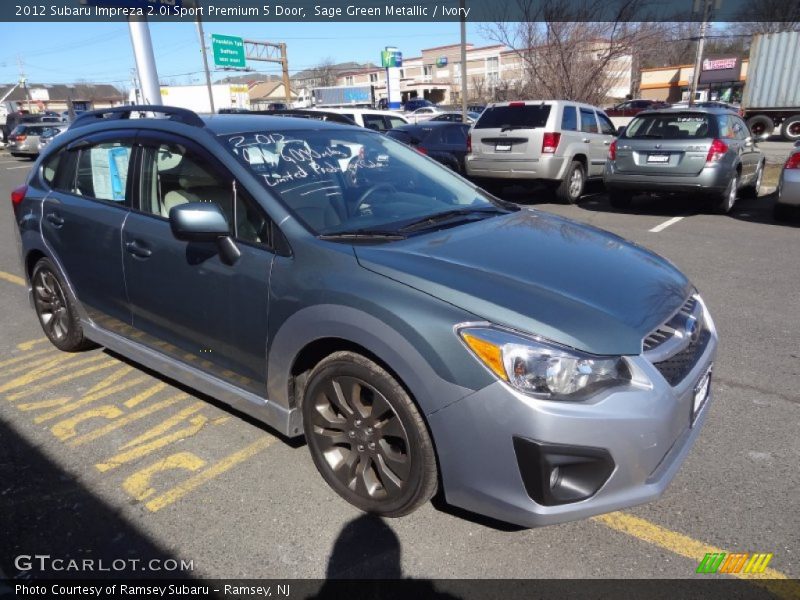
top-left (223, 128), bottom-right (511, 236)
top-left (624, 113), bottom-right (713, 139)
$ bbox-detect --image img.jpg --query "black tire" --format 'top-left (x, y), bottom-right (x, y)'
top-left (31, 258), bottom-right (95, 352)
top-left (609, 190), bottom-right (633, 209)
top-left (302, 351), bottom-right (438, 518)
top-left (746, 115), bottom-right (774, 140)
top-left (741, 161), bottom-right (765, 199)
top-left (781, 115), bottom-right (800, 142)
top-left (711, 174), bottom-right (739, 214)
top-left (555, 161), bottom-right (585, 204)
top-left (774, 202), bottom-right (794, 221)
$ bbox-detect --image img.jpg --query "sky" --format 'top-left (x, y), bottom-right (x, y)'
top-left (0, 22), bottom-right (496, 88)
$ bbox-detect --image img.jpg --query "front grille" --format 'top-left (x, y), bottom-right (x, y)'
top-left (653, 329), bottom-right (711, 386)
top-left (643, 296), bottom-right (698, 352)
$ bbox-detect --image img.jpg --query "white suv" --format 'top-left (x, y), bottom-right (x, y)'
top-left (307, 108), bottom-right (408, 131)
top-left (466, 100), bottom-right (619, 203)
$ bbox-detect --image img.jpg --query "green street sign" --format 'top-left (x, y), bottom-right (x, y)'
top-left (212, 34), bottom-right (246, 69)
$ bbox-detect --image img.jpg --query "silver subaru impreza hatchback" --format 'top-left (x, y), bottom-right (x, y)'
top-left (12, 106), bottom-right (717, 527)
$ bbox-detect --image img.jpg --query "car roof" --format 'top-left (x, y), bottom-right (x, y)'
top-left (201, 114), bottom-right (362, 135)
top-left (636, 106), bottom-right (738, 116)
top-left (391, 121), bottom-right (468, 133)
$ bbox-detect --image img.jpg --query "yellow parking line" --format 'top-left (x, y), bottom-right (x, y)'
top-left (17, 338), bottom-right (49, 351)
top-left (144, 436), bottom-right (276, 512)
top-left (0, 271), bottom-right (25, 287)
top-left (594, 513), bottom-right (799, 599)
top-left (33, 375), bottom-right (150, 423)
top-left (6, 358), bottom-right (119, 401)
top-left (0, 353), bottom-right (79, 392)
top-left (0, 347), bottom-right (53, 370)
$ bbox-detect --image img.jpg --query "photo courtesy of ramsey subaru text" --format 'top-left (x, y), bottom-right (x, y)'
top-left (11, 106), bottom-right (717, 527)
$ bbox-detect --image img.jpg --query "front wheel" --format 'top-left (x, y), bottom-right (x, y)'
top-left (555, 161), bottom-right (585, 204)
top-left (781, 115), bottom-right (800, 142)
top-left (302, 351), bottom-right (438, 517)
top-left (742, 162), bottom-right (764, 199)
top-left (31, 258), bottom-right (95, 352)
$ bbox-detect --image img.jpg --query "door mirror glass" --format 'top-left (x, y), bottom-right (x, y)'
top-left (169, 202), bottom-right (230, 242)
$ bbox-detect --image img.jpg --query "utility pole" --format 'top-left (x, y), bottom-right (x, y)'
top-left (459, 0), bottom-right (468, 121)
top-left (194, 0), bottom-right (215, 113)
top-left (128, 18), bottom-right (162, 106)
top-left (689, 0), bottom-right (714, 106)
top-left (17, 55), bottom-right (31, 113)
top-left (280, 43), bottom-right (291, 106)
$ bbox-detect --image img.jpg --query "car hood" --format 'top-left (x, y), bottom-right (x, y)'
top-left (354, 209), bottom-right (692, 355)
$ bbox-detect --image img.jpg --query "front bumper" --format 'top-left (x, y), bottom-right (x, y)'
top-left (466, 155), bottom-right (565, 181)
top-left (604, 162), bottom-right (731, 194)
top-left (428, 323), bottom-right (718, 528)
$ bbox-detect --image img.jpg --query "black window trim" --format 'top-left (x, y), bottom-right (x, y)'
top-left (133, 130), bottom-right (280, 253)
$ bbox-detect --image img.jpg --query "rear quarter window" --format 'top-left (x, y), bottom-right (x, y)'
top-left (561, 106), bottom-right (577, 131)
top-left (475, 105), bottom-right (552, 129)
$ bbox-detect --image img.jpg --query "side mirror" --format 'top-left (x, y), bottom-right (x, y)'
top-left (169, 202), bottom-right (240, 265)
top-left (794, 140), bottom-right (800, 148)
top-left (616, 126), bottom-right (626, 137)
top-left (169, 202), bottom-right (229, 242)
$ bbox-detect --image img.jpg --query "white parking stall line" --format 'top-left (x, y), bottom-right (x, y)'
top-left (6, 165), bottom-right (31, 170)
top-left (649, 216), bottom-right (685, 233)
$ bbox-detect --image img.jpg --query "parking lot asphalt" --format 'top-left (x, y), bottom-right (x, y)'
top-left (0, 148), bottom-right (798, 594)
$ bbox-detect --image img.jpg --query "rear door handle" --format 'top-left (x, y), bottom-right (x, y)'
top-left (125, 240), bottom-right (152, 259)
top-left (45, 213), bottom-right (64, 227)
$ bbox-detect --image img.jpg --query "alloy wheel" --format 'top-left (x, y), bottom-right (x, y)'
top-left (307, 375), bottom-right (411, 501)
top-left (33, 269), bottom-right (70, 341)
top-left (568, 168), bottom-right (583, 200)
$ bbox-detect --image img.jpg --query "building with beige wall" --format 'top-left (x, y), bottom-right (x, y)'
top-left (336, 41), bottom-right (633, 106)
top-left (640, 59), bottom-right (749, 103)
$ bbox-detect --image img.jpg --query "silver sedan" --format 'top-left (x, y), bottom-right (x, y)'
top-left (775, 141), bottom-right (800, 220)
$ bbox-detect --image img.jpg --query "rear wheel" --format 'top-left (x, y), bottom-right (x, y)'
top-left (742, 162), bottom-right (764, 199)
top-left (555, 161), bottom-right (585, 204)
top-left (302, 351), bottom-right (438, 517)
top-left (781, 115), bottom-right (800, 142)
top-left (746, 115), bottom-right (774, 140)
top-left (609, 190), bottom-right (633, 209)
top-left (712, 174), bottom-right (738, 214)
top-left (31, 258), bottom-right (95, 352)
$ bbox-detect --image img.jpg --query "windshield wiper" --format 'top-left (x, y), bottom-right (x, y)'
top-left (500, 124), bottom-right (528, 132)
top-left (398, 207), bottom-right (505, 233)
top-left (318, 228), bottom-right (407, 241)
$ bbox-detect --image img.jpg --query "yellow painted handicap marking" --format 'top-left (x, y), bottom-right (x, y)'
top-left (144, 436), bottom-right (275, 512)
top-left (0, 347), bottom-right (52, 370)
top-left (70, 393), bottom-right (187, 448)
top-left (124, 382), bottom-right (168, 408)
top-left (33, 374), bottom-right (149, 423)
top-left (0, 352), bottom-right (82, 394)
top-left (6, 358), bottom-right (119, 401)
top-left (51, 405), bottom-right (125, 441)
top-left (123, 452), bottom-right (207, 502)
top-left (16, 338), bottom-right (50, 351)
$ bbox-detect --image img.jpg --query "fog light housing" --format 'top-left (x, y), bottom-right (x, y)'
top-left (513, 437), bottom-right (615, 506)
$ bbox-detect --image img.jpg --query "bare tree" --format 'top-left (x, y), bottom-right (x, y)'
top-left (730, 0), bottom-right (800, 36)
top-left (310, 57), bottom-right (339, 87)
top-left (470, 75), bottom-right (486, 102)
top-left (479, 0), bottom-right (666, 104)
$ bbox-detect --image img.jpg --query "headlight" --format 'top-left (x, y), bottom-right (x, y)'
top-left (458, 326), bottom-right (631, 400)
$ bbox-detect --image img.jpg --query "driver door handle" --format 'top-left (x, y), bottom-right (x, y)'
top-left (125, 240), bottom-right (152, 259)
top-left (45, 213), bottom-right (64, 227)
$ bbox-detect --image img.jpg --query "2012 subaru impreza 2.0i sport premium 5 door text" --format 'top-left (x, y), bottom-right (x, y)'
top-left (11, 106), bottom-right (717, 527)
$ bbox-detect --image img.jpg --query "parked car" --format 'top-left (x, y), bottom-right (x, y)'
top-left (466, 100), bottom-right (619, 203)
top-left (6, 123), bottom-right (64, 158)
top-left (218, 108), bottom-right (251, 114)
top-left (308, 107), bottom-right (408, 131)
top-left (467, 104), bottom-right (486, 114)
top-left (3, 112), bottom-right (41, 143)
top-left (12, 105), bottom-right (717, 527)
top-left (37, 124), bottom-right (68, 152)
top-left (386, 121), bottom-right (471, 173)
top-left (406, 106), bottom-right (443, 124)
top-left (774, 141), bottom-right (800, 220)
top-left (429, 111), bottom-right (482, 124)
top-left (670, 101), bottom-right (743, 116)
top-left (403, 98), bottom-right (436, 112)
top-left (605, 99), bottom-right (669, 117)
top-left (604, 107), bottom-right (765, 213)
top-left (60, 109), bottom-right (87, 122)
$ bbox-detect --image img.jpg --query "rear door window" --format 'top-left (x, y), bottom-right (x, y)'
top-left (625, 114), bottom-right (713, 139)
top-left (386, 116), bottom-right (407, 129)
top-left (363, 114), bottom-right (387, 131)
top-left (475, 104), bottom-right (551, 129)
top-left (561, 106), bottom-right (578, 131)
top-left (597, 112), bottom-right (617, 135)
top-left (71, 141), bottom-right (134, 205)
top-left (579, 108), bottom-right (599, 133)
